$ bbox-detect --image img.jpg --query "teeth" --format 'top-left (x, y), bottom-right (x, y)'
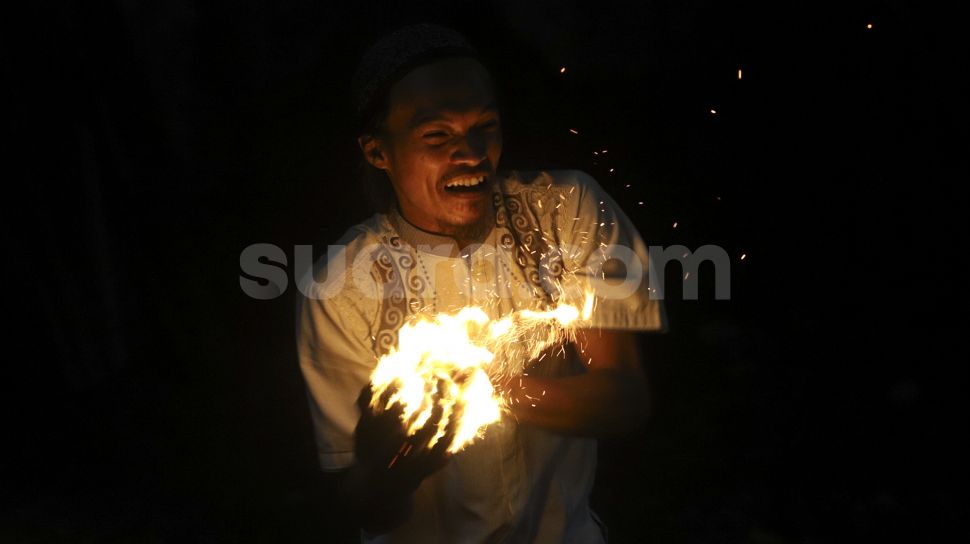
top-left (446, 176), bottom-right (485, 188)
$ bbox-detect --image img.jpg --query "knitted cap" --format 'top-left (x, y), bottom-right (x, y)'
top-left (351, 23), bottom-right (478, 131)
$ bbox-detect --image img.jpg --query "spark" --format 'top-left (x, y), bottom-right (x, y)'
top-left (672, 221), bottom-right (678, 228)
top-left (741, 253), bottom-right (747, 260)
top-left (569, 128), bottom-right (579, 135)
top-left (738, 68), bottom-right (742, 80)
top-left (560, 66), bottom-right (567, 74)
top-left (610, 168), bottom-right (615, 173)
top-left (710, 108), bottom-right (717, 115)
top-left (866, 23), bottom-right (873, 29)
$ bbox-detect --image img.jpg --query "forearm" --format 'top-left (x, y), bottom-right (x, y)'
top-left (339, 463), bottom-right (414, 534)
top-left (509, 369), bottom-right (649, 435)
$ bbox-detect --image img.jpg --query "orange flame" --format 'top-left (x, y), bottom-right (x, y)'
top-left (369, 291), bottom-right (594, 452)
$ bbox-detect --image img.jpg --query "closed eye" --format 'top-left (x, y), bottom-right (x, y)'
top-left (422, 131), bottom-right (450, 143)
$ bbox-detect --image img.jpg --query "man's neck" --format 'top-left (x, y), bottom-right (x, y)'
top-left (393, 207), bottom-right (495, 252)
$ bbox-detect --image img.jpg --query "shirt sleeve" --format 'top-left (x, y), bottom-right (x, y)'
top-left (556, 170), bottom-right (668, 332)
top-left (296, 247), bottom-right (379, 472)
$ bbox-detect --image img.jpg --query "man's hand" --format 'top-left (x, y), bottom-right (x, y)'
top-left (509, 329), bottom-right (650, 435)
top-left (340, 382), bottom-right (455, 534)
top-left (354, 383), bottom-right (455, 494)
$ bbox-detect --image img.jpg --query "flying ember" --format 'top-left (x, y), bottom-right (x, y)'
top-left (368, 292), bottom-right (594, 453)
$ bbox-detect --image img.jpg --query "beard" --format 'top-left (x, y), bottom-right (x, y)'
top-left (445, 205), bottom-right (495, 248)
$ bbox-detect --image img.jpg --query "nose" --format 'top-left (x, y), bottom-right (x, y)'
top-left (450, 132), bottom-right (487, 166)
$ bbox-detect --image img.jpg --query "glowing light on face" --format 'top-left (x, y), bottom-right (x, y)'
top-left (378, 58), bottom-right (502, 237)
top-left (368, 291), bottom-right (594, 452)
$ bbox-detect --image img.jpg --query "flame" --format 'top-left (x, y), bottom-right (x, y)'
top-left (369, 291), bottom-right (594, 453)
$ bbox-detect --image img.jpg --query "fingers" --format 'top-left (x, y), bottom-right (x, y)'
top-left (355, 383), bottom-right (410, 468)
top-left (430, 403), bottom-right (459, 459)
top-left (358, 377), bottom-right (458, 484)
top-left (360, 382), bottom-right (403, 420)
top-left (377, 385), bottom-right (397, 410)
top-left (356, 385), bottom-right (373, 412)
top-left (386, 379), bottom-right (457, 478)
top-left (410, 385), bottom-right (445, 447)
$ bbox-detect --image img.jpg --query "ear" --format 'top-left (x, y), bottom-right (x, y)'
top-left (358, 134), bottom-right (389, 171)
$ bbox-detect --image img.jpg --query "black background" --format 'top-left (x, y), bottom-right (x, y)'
top-left (4, 1), bottom-right (967, 542)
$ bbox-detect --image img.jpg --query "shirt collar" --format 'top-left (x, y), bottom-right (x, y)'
top-left (388, 203), bottom-right (498, 259)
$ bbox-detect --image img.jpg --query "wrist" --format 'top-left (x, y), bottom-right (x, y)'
top-left (346, 463), bottom-right (416, 534)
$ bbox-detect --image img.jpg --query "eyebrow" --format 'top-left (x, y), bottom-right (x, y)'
top-left (410, 102), bottom-right (499, 129)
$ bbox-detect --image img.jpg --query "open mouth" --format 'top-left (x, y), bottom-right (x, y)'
top-left (443, 175), bottom-right (489, 194)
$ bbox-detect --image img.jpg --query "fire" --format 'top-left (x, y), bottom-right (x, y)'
top-left (369, 291), bottom-right (594, 453)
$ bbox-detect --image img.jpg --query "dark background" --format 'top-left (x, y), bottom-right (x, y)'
top-left (4, 0), bottom-right (967, 542)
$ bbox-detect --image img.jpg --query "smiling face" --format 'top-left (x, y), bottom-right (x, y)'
top-left (358, 57), bottom-right (502, 241)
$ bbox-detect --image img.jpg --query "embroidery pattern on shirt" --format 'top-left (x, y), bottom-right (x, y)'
top-left (493, 188), bottom-right (565, 308)
top-left (370, 235), bottom-right (414, 356)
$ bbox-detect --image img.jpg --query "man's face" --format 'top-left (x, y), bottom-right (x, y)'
top-left (361, 57), bottom-right (502, 238)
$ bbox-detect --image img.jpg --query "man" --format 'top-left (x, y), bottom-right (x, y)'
top-left (297, 24), bottom-right (666, 542)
